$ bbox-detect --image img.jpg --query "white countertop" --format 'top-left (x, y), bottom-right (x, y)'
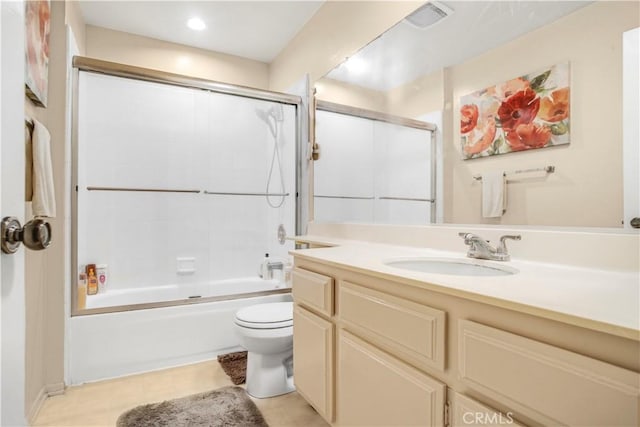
top-left (291, 235), bottom-right (640, 341)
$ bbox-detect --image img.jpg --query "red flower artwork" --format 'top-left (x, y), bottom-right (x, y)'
top-left (460, 104), bottom-right (479, 134)
top-left (464, 119), bottom-right (497, 155)
top-left (506, 123), bottom-right (552, 151)
top-left (539, 87), bottom-right (570, 122)
top-left (497, 88), bottom-right (540, 132)
top-left (460, 63), bottom-right (570, 159)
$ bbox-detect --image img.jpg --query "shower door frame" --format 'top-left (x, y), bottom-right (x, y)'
top-left (70, 56), bottom-right (303, 317)
top-left (314, 99), bottom-right (438, 223)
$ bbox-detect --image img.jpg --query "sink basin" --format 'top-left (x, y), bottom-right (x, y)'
top-left (384, 257), bottom-right (518, 277)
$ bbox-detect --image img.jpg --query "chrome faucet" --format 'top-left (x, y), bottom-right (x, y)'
top-left (458, 233), bottom-right (521, 261)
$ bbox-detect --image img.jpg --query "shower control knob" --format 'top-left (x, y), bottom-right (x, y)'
top-left (1, 216), bottom-right (52, 254)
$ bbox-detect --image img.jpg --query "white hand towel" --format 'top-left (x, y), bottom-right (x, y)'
top-left (31, 119), bottom-right (56, 218)
top-left (481, 170), bottom-right (506, 218)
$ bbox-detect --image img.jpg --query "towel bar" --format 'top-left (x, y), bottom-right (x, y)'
top-left (473, 165), bottom-right (555, 181)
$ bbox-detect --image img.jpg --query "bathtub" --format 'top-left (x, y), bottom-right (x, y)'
top-left (84, 277), bottom-right (287, 309)
top-left (68, 277), bottom-right (291, 384)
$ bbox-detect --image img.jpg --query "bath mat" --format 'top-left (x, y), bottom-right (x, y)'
top-left (116, 386), bottom-right (268, 427)
top-left (217, 351), bottom-right (248, 385)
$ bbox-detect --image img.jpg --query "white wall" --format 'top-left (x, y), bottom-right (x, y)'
top-left (86, 25), bottom-right (270, 90)
top-left (76, 72), bottom-right (296, 306)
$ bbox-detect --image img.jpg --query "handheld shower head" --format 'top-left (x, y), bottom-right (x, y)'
top-left (269, 104), bottom-right (284, 122)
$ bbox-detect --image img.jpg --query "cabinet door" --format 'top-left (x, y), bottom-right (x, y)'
top-left (337, 330), bottom-right (445, 426)
top-left (293, 305), bottom-right (334, 422)
top-left (292, 267), bottom-right (334, 317)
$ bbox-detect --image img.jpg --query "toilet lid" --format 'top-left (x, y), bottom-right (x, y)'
top-left (235, 302), bottom-right (293, 329)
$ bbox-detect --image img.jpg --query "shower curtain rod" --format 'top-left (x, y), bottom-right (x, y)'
top-left (316, 100), bottom-right (437, 131)
top-left (72, 56), bottom-right (302, 106)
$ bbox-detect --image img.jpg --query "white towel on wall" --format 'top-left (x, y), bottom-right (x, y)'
top-left (31, 119), bottom-right (56, 218)
top-left (481, 170), bottom-right (506, 218)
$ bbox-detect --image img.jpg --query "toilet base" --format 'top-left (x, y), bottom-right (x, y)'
top-left (245, 349), bottom-right (295, 399)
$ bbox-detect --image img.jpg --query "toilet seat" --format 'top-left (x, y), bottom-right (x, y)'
top-left (235, 302), bottom-right (293, 329)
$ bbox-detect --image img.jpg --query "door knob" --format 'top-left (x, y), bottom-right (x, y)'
top-left (631, 217), bottom-right (640, 229)
top-left (1, 216), bottom-right (52, 254)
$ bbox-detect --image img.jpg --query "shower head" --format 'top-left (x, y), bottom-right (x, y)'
top-left (269, 104), bottom-right (284, 122)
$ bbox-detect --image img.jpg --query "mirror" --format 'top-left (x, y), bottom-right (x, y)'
top-left (314, 1), bottom-right (640, 228)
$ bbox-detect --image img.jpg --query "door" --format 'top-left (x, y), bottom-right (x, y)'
top-left (1, 1), bottom-right (27, 425)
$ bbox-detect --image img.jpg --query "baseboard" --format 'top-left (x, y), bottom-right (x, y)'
top-left (26, 382), bottom-right (66, 424)
top-left (26, 387), bottom-right (48, 425)
top-left (45, 382), bottom-right (66, 396)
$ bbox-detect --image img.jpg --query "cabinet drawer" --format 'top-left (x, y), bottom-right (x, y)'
top-left (339, 280), bottom-right (446, 371)
top-left (292, 267), bottom-right (334, 317)
top-left (337, 330), bottom-right (445, 426)
top-left (458, 320), bottom-right (640, 426)
top-left (450, 392), bottom-right (526, 427)
top-left (293, 305), bottom-right (334, 422)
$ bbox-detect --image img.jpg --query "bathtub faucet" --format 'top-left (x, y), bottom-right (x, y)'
top-left (267, 261), bottom-right (284, 271)
top-left (260, 261), bottom-right (284, 280)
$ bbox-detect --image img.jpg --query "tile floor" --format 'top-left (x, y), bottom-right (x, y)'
top-left (33, 360), bottom-right (329, 427)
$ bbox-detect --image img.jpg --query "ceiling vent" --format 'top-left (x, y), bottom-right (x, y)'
top-left (404, 1), bottom-right (454, 29)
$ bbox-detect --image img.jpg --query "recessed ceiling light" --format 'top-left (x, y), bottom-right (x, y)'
top-left (344, 57), bottom-right (367, 75)
top-left (187, 17), bottom-right (206, 31)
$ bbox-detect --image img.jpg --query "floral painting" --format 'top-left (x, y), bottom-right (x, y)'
top-left (25, 0), bottom-right (51, 108)
top-left (460, 62), bottom-right (570, 159)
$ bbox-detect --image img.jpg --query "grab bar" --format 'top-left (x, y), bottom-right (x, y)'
top-left (314, 195), bottom-right (375, 200)
top-left (203, 191), bottom-right (290, 197)
top-left (86, 186), bottom-right (200, 193)
top-left (378, 196), bottom-right (434, 203)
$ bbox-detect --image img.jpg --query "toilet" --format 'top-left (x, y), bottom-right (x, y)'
top-left (234, 301), bottom-right (295, 398)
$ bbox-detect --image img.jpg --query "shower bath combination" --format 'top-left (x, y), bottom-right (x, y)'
top-left (70, 57), bottom-right (301, 383)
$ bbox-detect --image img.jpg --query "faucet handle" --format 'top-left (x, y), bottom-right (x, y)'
top-left (498, 234), bottom-right (521, 253)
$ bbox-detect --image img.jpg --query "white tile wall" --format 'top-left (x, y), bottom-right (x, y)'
top-left (77, 73), bottom-right (296, 296)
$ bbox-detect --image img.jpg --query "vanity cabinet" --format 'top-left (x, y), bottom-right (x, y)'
top-left (292, 257), bottom-right (640, 426)
top-left (450, 392), bottom-right (525, 427)
top-left (458, 320), bottom-right (640, 426)
top-left (293, 305), bottom-right (333, 422)
top-left (337, 330), bottom-right (446, 426)
top-left (291, 267), bottom-right (335, 422)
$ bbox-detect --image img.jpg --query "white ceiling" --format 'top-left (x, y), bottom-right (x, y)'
top-left (78, 1), bottom-right (325, 63)
top-left (327, 1), bottom-right (591, 91)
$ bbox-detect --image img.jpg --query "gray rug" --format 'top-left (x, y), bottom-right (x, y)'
top-left (217, 351), bottom-right (248, 385)
top-left (116, 386), bottom-right (269, 427)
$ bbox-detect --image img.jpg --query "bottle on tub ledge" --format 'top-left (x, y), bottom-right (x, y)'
top-left (260, 253), bottom-right (272, 280)
top-left (96, 264), bottom-right (108, 293)
top-left (86, 264), bottom-right (98, 296)
top-left (77, 270), bottom-right (87, 310)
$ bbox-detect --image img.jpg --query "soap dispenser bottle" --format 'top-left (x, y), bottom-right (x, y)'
top-left (260, 253), bottom-right (271, 280)
top-left (86, 264), bottom-right (98, 295)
